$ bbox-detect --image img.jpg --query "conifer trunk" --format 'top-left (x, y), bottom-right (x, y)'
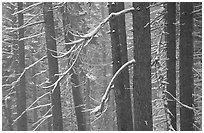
top-left (166, 3), bottom-right (177, 130)
top-left (43, 2), bottom-right (63, 130)
top-left (179, 2), bottom-right (194, 131)
top-left (132, 2), bottom-right (153, 130)
top-left (16, 2), bottom-right (27, 131)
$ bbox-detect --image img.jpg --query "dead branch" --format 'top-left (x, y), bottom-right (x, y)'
top-left (91, 59), bottom-right (136, 116)
top-left (32, 106), bottom-right (53, 131)
top-left (65, 7), bottom-right (135, 46)
top-left (3, 55), bottom-right (47, 99)
top-left (12, 2), bottom-right (43, 15)
top-left (12, 91), bottom-right (50, 124)
top-left (164, 90), bottom-right (197, 111)
top-left (19, 32), bottom-right (45, 41)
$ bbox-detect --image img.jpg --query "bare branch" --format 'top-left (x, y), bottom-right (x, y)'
top-left (27, 103), bottom-right (51, 111)
top-left (20, 32), bottom-right (45, 41)
top-left (33, 114), bottom-right (52, 131)
top-left (164, 90), bottom-right (197, 111)
top-left (12, 2), bottom-right (43, 15)
top-left (91, 59), bottom-right (136, 116)
top-left (65, 7), bottom-right (135, 46)
top-left (4, 56), bottom-right (47, 98)
top-left (12, 92), bottom-right (50, 124)
top-left (11, 21), bottom-right (45, 32)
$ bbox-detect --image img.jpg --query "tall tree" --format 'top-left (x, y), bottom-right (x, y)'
top-left (166, 3), bottom-right (177, 130)
top-left (43, 2), bottom-right (63, 130)
top-left (61, 3), bottom-right (86, 131)
top-left (108, 2), bottom-right (133, 131)
top-left (100, 2), bottom-right (114, 131)
top-left (4, 97), bottom-right (13, 130)
top-left (116, 2), bottom-right (133, 130)
top-left (132, 2), bottom-right (153, 130)
top-left (179, 2), bottom-right (194, 131)
top-left (16, 2), bottom-right (27, 131)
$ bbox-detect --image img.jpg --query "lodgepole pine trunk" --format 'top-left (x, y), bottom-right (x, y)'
top-left (132, 2), bottom-right (153, 131)
top-left (16, 2), bottom-right (27, 131)
top-left (179, 2), bottom-right (194, 131)
top-left (166, 2), bottom-right (177, 130)
top-left (43, 2), bottom-right (63, 130)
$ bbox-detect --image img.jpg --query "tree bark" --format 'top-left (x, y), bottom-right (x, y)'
top-left (132, 2), bottom-right (153, 130)
top-left (166, 2), bottom-right (177, 130)
top-left (61, 3), bottom-right (86, 131)
top-left (43, 2), bottom-right (63, 131)
top-left (179, 2), bottom-right (194, 131)
top-left (116, 2), bottom-right (133, 131)
top-left (100, 2), bottom-right (113, 131)
top-left (16, 2), bottom-right (27, 131)
top-left (108, 2), bottom-right (132, 131)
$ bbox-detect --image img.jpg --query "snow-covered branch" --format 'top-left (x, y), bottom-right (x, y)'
top-left (91, 59), bottom-right (136, 116)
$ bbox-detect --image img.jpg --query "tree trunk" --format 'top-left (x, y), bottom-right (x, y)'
top-left (4, 97), bottom-right (13, 130)
top-left (61, 3), bottom-right (86, 131)
top-left (32, 57), bottom-right (38, 130)
top-left (132, 2), bottom-right (153, 130)
top-left (108, 2), bottom-right (132, 131)
top-left (16, 2), bottom-right (27, 131)
top-left (101, 2), bottom-right (113, 131)
top-left (43, 2), bottom-right (63, 131)
top-left (116, 2), bottom-right (133, 130)
top-left (179, 2), bottom-right (194, 131)
top-left (166, 3), bottom-right (177, 130)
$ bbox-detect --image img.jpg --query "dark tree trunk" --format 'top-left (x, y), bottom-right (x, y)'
top-left (179, 2), bottom-right (194, 131)
top-left (61, 3), bottom-right (86, 131)
top-left (4, 97), bottom-right (13, 130)
top-left (31, 57), bottom-right (39, 130)
top-left (166, 3), bottom-right (177, 130)
top-left (101, 2), bottom-right (113, 131)
top-left (132, 2), bottom-right (153, 130)
top-left (43, 2), bottom-right (63, 131)
top-left (108, 2), bottom-right (132, 131)
top-left (116, 2), bottom-right (133, 131)
top-left (16, 2), bottom-right (27, 131)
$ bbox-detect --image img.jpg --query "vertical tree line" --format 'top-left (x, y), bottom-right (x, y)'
top-left (43, 2), bottom-right (63, 130)
top-left (132, 2), bottom-right (153, 131)
top-left (179, 3), bottom-right (194, 131)
top-left (108, 2), bottom-right (133, 131)
top-left (16, 2), bottom-right (27, 131)
top-left (61, 3), bottom-right (86, 130)
top-left (166, 3), bottom-right (177, 130)
top-left (2, 2), bottom-right (200, 131)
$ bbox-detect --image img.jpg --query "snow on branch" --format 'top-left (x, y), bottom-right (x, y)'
top-left (164, 90), bottom-right (197, 111)
top-left (13, 91), bottom-right (50, 124)
top-left (12, 2), bottom-right (43, 15)
top-left (3, 55), bottom-right (47, 98)
top-left (11, 21), bottom-right (45, 32)
top-left (91, 59), bottom-right (136, 116)
top-left (32, 105), bottom-right (53, 131)
top-left (65, 7), bottom-right (135, 46)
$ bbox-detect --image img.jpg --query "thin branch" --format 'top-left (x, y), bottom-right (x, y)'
top-left (65, 7), bottom-right (135, 46)
top-left (27, 103), bottom-right (51, 111)
top-left (33, 69), bottom-right (47, 77)
top-left (12, 2), bottom-right (43, 15)
top-left (42, 41), bottom-right (85, 92)
top-left (164, 90), bottom-right (196, 111)
top-left (32, 106), bottom-right (53, 126)
top-left (91, 59), bottom-right (136, 115)
top-left (3, 55), bottom-right (47, 96)
top-left (193, 67), bottom-right (202, 78)
top-left (12, 91), bottom-right (50, 124)
top-left (19, 32), bottom-right (45, 41)
top-left (33, 114), bottom-right (52, 131)
top-left (11, 21), bottom-right (45, 32)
